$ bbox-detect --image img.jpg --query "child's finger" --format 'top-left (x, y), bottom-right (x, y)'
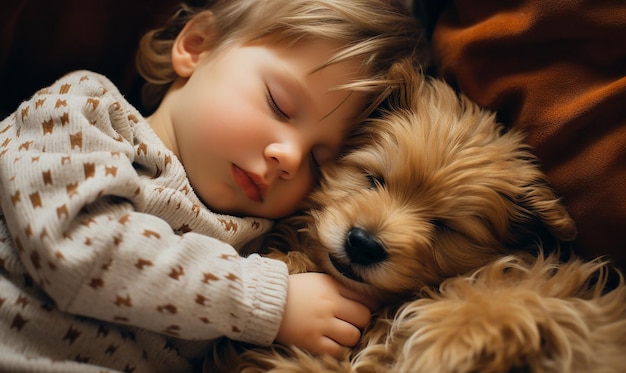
top-left (335, 282), bottom-right (379, 311)
top-left (334, 298), bottom-right (371, 329)
top-left (326, 318), bottom-right (362, 347)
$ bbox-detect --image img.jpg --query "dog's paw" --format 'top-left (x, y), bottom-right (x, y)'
top-left (265, 249), bottom-right (319, 274)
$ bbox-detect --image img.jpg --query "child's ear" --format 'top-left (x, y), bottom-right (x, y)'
top-left (172, 11), bottom-right (216, 78)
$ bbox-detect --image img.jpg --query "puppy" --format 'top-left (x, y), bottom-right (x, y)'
top-left (206, 61), bottom-right (580, 371)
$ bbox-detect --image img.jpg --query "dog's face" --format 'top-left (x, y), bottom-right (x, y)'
top-left (305, 68), bottom-right (577, 303)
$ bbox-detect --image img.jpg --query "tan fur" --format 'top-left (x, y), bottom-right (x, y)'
top-left (224, 254), bottom-right (626, 373)
top-left (203, 63), bottom-right (626, 372)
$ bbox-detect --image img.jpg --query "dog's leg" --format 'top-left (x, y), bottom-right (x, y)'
top-left (264, 248), bottom-right (319, 274)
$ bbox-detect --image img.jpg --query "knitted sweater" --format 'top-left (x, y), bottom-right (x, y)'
top-left (0, 71), bottom-right (289, 372)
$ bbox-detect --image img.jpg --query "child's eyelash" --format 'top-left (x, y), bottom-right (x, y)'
top-left (267, 91), bottom-right (289, 120)
top-left (266, 88), bottom-right (319, 178)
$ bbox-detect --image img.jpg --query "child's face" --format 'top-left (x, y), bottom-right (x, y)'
top-left (152, 39), bottom-right (365, 219)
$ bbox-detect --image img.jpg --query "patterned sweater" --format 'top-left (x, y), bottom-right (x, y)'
top-left (0, 71), bottom-right (289, 372)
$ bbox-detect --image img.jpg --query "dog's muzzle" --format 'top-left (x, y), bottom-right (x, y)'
top-left (328, 227), bottom-right (388, 283)
top-left (345, 227), bottom-right (387, 265)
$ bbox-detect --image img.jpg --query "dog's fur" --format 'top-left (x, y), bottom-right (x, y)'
top-left (225, 253), bottom-right (626, 373)
top-left (201, 63), bottom-right (626, 372)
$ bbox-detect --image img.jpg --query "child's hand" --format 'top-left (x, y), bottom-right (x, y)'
top-left (275, 272), bottom-right (374, 358)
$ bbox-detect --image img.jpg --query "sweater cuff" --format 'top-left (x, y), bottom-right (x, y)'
top-left (241, 254), bottom-right (289, 345)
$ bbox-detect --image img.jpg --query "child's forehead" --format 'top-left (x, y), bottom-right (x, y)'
top-left (240, 35), bottom-right (367, 77)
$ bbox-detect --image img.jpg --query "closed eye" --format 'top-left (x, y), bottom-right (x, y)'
top-left (267, 90), bottom-right (290, 121)
top-left (365, 171), bottom-right (384, 188)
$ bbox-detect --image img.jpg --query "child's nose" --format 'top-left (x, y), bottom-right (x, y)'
top-left (265, 142), bottom-right (303, 180)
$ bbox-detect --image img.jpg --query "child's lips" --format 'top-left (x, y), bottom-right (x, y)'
top-left (231, 164), bottom-right (268, 203)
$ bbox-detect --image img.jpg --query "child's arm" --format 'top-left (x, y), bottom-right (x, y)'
top-left (0, 71), bottom-right (287, 346)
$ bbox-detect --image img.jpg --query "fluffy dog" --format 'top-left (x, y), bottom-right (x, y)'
top-left (205, 62), bottom-right (585, 371)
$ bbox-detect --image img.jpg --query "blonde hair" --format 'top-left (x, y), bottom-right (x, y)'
top-left (136, 0), bottom-right (426, 116)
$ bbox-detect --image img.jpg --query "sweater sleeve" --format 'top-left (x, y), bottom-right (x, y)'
top-left (0, 71), bottom-right (288, 345)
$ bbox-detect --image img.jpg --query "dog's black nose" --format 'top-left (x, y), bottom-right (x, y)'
top-left (345, 227), bottom-right (387, 265)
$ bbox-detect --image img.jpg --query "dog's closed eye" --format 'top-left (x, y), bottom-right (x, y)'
top-left (365, 171), bottom-right (385, 188)
top-left (430, 218), bottom-right (445, 230)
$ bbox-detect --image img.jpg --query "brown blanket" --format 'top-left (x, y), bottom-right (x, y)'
top-left (430, 0), bottom-right (626, 272)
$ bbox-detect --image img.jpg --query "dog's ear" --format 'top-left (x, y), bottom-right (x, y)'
top-left (503, 173), bottom-right (578, 252)
top-left (383, 58), bottom-right (424, 112)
